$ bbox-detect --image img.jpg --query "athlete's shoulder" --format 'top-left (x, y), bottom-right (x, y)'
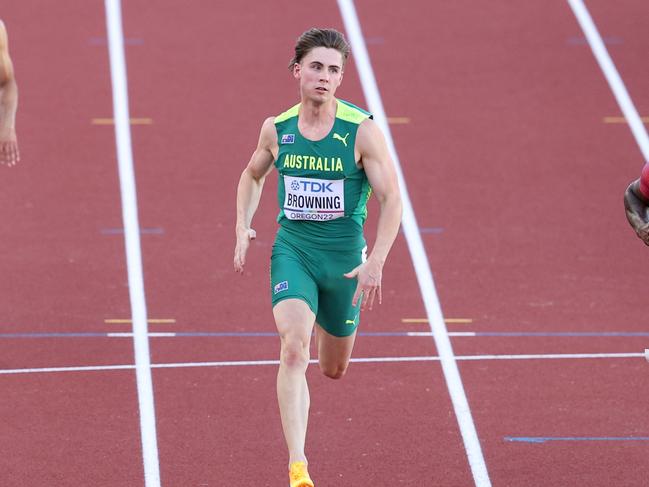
top-left (356, 117), bottom-right (387, 158)
top-left (336, 99), bottom-right (373, 124)
top-left (357, 117), bottom-right (383, 138)
top-left (274, 103), bottom-right (300, 124)
top-left (258, 116), bottom-right (278, 148)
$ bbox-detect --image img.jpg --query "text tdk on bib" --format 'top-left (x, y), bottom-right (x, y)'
top-left (283, 175), bottom-right (345, 221)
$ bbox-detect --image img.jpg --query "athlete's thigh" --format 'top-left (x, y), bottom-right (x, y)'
top-left (270, 238), bottom-right (319, 316)
top-left (274, 298), bottom-right (316, 342)
top-left (271, 238), bottom-right (319, 340)
top-left (314, 247), bottom-right (364, 337)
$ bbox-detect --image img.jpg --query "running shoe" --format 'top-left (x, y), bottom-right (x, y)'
top-left (289, 461), bottom-right (314, 487)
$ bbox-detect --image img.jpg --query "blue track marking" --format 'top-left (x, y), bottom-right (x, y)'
top-left (364, 36), bottom-right (385, 45)
top-left (88, 37), bottom-right (144, 46)
top-left (0, 333), bottom-right (109, 338)
top-left (566, 36), bottom-right (623, 46)
top-left (0, 331), bottom-right (648, 339)
top-left (400, 227), bottom-right (444, 234)
top-left (100, 227), bottom-right (164, 235)
top-left (475, 332), bottom-right (649, 337)
top-left (505, 437), bottom-right (649, 443)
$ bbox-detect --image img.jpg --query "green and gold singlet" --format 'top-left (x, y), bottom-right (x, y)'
top-left (270, 99), bottom-right (373, 337)
top-left (274, 99), bottom-right (373, 251)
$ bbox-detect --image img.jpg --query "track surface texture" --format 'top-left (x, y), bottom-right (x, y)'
top-left (0, 1), bottom-right (647, 486)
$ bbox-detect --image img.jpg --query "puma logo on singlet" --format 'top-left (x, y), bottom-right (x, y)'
top-left (333, 132), bottom-right (350, 147)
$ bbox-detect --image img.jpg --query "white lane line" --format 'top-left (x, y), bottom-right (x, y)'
top-left (1, 364), bottom-right (137, 374)
top-left (567, 0), bottom-right (649, 162)
top-left (104, 1), bottom-right (161, 486)
top-left (336, 2), bottom-right (491, 485)
top-left (457, 352), bottom-right (643, 361)
top-left (0, 352), bottom-right (642, 375)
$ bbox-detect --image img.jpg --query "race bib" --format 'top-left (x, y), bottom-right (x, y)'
top-left (283, 175), bottom-right (345, 221)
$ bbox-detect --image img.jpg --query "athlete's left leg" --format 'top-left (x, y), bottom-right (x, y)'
top-left (314, 324), bottom-right (357, 379)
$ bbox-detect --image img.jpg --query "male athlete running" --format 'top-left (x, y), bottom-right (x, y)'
top-left (234, 28), bottom-right (402, 487)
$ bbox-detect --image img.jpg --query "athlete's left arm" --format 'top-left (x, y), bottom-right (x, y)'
top-left (344, 119), bottom-right (402, 310)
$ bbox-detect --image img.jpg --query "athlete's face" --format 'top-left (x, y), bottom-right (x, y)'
top-left (294, 47), bottom-right (344, 103)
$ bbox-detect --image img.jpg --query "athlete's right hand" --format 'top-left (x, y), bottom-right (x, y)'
top-left (234, 226), bottom-right (256, 273)
top-left (0, 129), bottom-right (19, 167)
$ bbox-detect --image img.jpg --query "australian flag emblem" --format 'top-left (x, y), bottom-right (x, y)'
top-left (274, 281), bottom-right (289, 294)
top-left (281, 134), bottom-right (295, 144)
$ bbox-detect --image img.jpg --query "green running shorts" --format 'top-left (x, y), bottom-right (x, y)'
top-left (270, 233), bottom-right (365, 337)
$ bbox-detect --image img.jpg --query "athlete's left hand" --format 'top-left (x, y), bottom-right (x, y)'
top-left (344, 258), bottom-right (383, 311)
top-left (234, 226), bottom-right (256, 273)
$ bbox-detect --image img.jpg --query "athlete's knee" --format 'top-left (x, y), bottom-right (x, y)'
top-left (280, 336), bottom-right (310, 370)
top-left (320, 362), bottom-right (348, 380)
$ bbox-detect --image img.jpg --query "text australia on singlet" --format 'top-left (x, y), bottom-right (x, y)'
top-left (281, 153), bottom-right (345, 221)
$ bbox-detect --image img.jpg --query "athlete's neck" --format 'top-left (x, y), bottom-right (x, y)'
top-left (299, 97), bottom-right (337, 128)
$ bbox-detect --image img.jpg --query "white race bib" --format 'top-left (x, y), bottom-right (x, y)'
top-left (283, 175), bottom-right (345, 221)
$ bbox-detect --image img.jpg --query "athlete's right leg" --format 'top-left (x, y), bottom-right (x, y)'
top-left (273, 298), bottom-right (316, 466)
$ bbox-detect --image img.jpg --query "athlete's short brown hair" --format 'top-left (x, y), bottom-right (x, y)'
top-left (288, 28), bottom-right (351, 71)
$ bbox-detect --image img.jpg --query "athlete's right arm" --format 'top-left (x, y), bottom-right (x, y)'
top-left (234, 117), bottom-right (278, 273)
top-left (624, 166), bottom-right (649, 246)
top-left (0, 20), bottom-right (19, 167)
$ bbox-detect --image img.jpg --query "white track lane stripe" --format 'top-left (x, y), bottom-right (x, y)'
top-left (336, 1), bottom-right (491, 485)
top-left (567, 0), bottom-right (649, 162)
top-left (0, 352), bottom-right (642, 375)
top-left (104, 1), bottom-right (161, 485)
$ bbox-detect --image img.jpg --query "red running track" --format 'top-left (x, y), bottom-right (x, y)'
top-left (1, 1), bottom-right (648, 485)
